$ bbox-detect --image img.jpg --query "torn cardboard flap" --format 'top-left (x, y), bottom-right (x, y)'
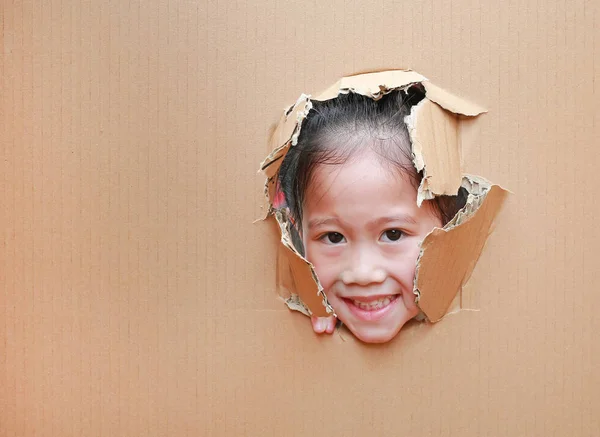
top-left (315, 69), bottom-right (428, 101)
top-left (422, 82), bottom-right (487, 116)
top-left (405, 80), bottom-right (489, 204)
top-left (260, 94), bottom-right (312, 180)
top-left (273, 209), bottom-right (333, 318)
top-left (414, 177), bottom-right (509, 322)
top-left (258, 95), bottom-right (312, 219)
top-left (405, 98), bottom-right (463, 205)
top-left (259, 69), bottom-right (508, 322)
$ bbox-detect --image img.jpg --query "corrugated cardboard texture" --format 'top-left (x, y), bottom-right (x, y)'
top-left (2, 1), bottom-right (599, 436)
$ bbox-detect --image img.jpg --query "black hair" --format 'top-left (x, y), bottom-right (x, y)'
top-left (278, 87), bottom-right (467, 237)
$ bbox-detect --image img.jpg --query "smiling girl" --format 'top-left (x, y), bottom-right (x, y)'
top-left (277, 86), bottom-right (467, 343)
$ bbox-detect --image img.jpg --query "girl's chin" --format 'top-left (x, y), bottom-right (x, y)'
top-left (347, 324), bottom-right (403, 344)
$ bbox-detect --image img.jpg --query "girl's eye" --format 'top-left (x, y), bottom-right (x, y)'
top-left (381, 229), bottom-right (404, 242)
top-left (322, 232), bottom-right (346, 244)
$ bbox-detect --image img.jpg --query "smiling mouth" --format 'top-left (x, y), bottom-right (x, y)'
top-left (344, 295), bottom-right (400, 311)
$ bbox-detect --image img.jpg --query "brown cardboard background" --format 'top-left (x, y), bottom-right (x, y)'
top-left (1, 1), bottom-right (598, 435)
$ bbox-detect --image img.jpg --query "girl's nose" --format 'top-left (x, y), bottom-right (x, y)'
top-left (340, 249), bottom-right (386, 285)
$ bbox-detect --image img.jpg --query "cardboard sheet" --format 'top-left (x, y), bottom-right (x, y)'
top-left (2, 1), bottom-right (599, 436)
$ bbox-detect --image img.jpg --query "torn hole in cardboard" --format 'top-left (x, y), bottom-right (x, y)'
top-left (258, 69), bottom-right (509, 339)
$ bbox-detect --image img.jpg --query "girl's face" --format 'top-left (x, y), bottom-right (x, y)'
top-left (301, 149), bottom-right (442, 343)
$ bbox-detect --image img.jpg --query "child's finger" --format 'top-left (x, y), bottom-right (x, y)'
top-left (325, 316), bottom-right (336, 334)
top-left (311, 316), bottom-right (336, 334)
top-left (311, 316), bottom-right (325, 333)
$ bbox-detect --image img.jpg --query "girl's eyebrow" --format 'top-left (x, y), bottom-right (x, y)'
top-left (307, 215), bottom-right (416, 230)
top-left (307, 217), bottom-right (344, 230)
top-left (367, 215), bottom-right (416, 228)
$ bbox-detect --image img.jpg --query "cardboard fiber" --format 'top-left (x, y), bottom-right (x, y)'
top-left (2, 0), bottom-right (599, 436)
top-left (261, 70), bottom-right (508, 322)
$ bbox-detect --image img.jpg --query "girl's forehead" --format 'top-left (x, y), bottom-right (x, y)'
top-left (309, 150), bottom-right (413, 193)
top-left (307, 154), bottom-right (417, 207)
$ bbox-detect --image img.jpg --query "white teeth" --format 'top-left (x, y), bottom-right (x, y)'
top-left (351, 296), bottom-right (395, 311)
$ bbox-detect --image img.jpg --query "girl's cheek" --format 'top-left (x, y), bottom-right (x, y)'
top-left (305, 246), bottom-right (339, 290)
top-left (384, 244), bottom-right (419, 272)
top-left (312, 256), bottom-right (335, 285)
top-left (402, 289), bottom-right (419, 313)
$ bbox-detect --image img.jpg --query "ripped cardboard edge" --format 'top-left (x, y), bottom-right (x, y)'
top-left (413, 176), bottom-right (509, 322)
top-left (273, 209), bottom-right (333, 318)
top-left (406, 98), bottom-right (464, 206)
top-left (258, 68), bottom-right (508, 322)
top-left (258, 94), bottom-right (312, 221)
